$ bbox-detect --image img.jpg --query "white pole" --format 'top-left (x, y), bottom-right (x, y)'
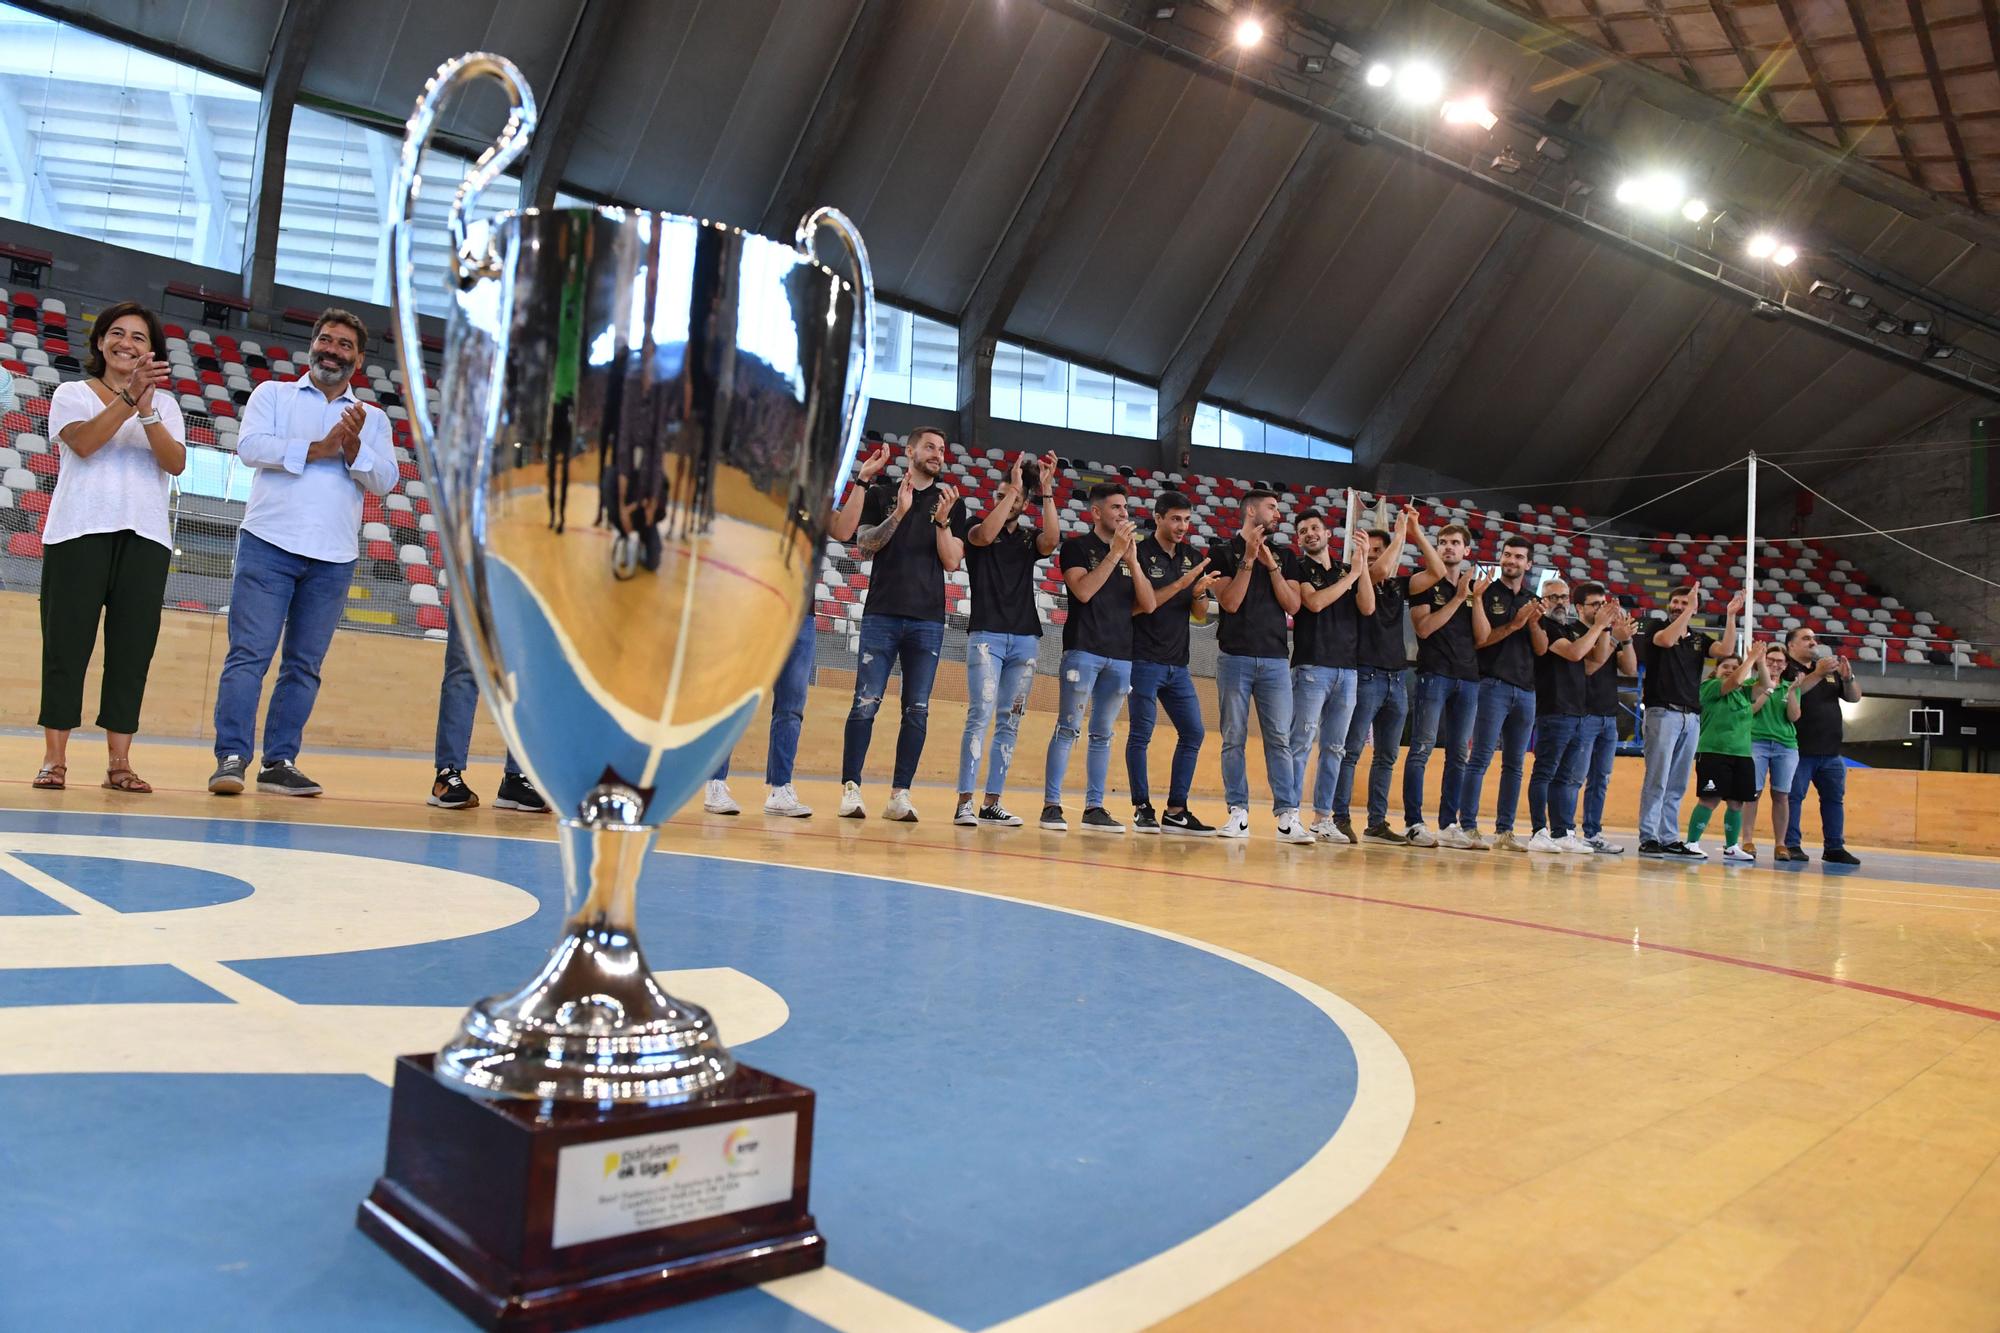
top-left (1742, 451), bottom-right (1757, 651)
top-left (1345, 487), bottom-right (1360, 555)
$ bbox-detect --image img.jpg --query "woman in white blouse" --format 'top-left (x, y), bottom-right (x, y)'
top-left (35, 301), bottom-right (186, 792)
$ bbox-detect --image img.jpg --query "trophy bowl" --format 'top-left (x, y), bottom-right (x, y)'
top-left (387, 54), bottom-right (872, 1103)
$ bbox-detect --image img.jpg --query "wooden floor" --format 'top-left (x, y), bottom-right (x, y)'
top-left (9, 733), bottom-right (1999, 1332)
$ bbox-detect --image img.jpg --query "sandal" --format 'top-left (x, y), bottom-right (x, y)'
top-left (33, 763), bottom-right (65, 791)
top-left (102, 767), bottom-right (153, 794)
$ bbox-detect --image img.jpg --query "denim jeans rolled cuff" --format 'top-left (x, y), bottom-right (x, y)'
top-left (1218, 652), bottom-right (1297, 813)
top-left (1290, 664), bottom-right (1358, 815)
top-left (959, 630), bottom-right (1039, 798)
top-left (1127, 660), bottom-right (1205, 809)
top-left (840, 613), bottom-right (944, 789)
top-left (1044, 650), bottom-right (1132, 807)
top-left (213, 529), bottom-right (356, 764)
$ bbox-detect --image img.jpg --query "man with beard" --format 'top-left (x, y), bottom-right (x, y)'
top-left (1458, 534), bottom-right (1547, 851)
top-left (1576, 584), bottom-right (1639, 854)
top-left (1637, 586), bottom-right (1741, 858)
top-left (1524, 579), bottom-right (1612, 853)
top-left (1405, 523), bottom-right (1481, 847)
top-left (1127, 491), bottom-right (1222, 835)
top-left (209, 309), bottom-right (399, 796)
top-left (1287, 511), bottom-right (1373, 842)
top-left (1781, 626), bottom-right (1863, 866)
top-left (833, 426), bottom-right (964, 823)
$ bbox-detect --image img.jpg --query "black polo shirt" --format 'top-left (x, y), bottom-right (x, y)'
top-left (954, 512), bottom-right (1043, 638)
top-left (1536, 621), bottom-right (1588, 716)
top-left (1640, 616), bottom-right (1714, 711)
top-left (1291, 555), bottom-right (1360, 669)
top-left (1585, 642), bottom-right (1624, 717)
top-left (1414, 576), bottom-right (1477, 681)
top-left (857, 478), bottom-right (961, 623)
top-left (1477, 578), bottom-right (1540, 690)
top-left (1359, 573), bottom-right (1409, 671)
top-left (1058, 531), bottom-right (1136, 659)
top-left (1785, 659), bottom-right (1847, 756)
top-left (1133, 535), bottom-right (1202, 667)
top-left (1208, 536), bottom-right (1298, 660)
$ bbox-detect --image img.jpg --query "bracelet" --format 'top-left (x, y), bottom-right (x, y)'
top-left (119, 389), bottom-right (138, 407)
top-left (136, 411), bottom-right (161, 427)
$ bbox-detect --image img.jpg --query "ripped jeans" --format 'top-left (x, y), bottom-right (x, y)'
top-left (959, 630), bottom-right (1040, 799)
top-left (1043, 650), bottom-right (1133, 809)
top-left (841, 613), bottom-right (945, 790)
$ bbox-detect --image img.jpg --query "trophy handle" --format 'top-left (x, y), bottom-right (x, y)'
top-left (385, 52), bottom-right (539, 470)
top-left (794, 207), bottom-right (876, 499)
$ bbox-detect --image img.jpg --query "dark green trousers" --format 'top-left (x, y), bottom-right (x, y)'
top-left (39, 529), bottom-right (172, 734)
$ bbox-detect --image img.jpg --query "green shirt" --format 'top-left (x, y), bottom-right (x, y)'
top-left (1751, 678), bottom-right (1796, 748)
top-left (1696, 675), bottom-right (1755, 756)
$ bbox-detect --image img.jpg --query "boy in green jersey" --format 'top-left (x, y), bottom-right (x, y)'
top-left (1745, 642), bottom-right (1804, 861)
top-left (1686, 647), bottom-right (1770, 862)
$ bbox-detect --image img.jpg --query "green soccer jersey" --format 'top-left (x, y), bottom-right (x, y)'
top-left (1696, 675), bottom-right (1755, 757)
top-left (1751, 678), bottom-right (1796, 748)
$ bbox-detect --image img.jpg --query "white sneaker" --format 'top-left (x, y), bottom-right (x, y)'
top-left (1557, 833), bottom-right (1595, 854)
top-left (1274, 810), bottom-right (1316, 845)
top-left (1437, 824), bottom-right (1474, 850)
top-left (764, 784), bottom-right (812, 818)
top-left (703, 780), bottom-right (740, 815)
top-left (884, 789), bottom-right (919, 823)
top-left (1406, 822), bottom-right (1439, 848)
top-left (1722, 843), bottom-right (1755, 863)
top-left (954, 799), bottom-right (978, 826)
top-left (1586, 835), bottom-right (1624, 855)
top-left (839, 781), bottom-right (865, 819)
top-left (1526, 829), bottom-right (1563, 853)
top-left (1217, 807), bottom-right (1250, 839)
top-left (1684, 840), bottom-right (1707, 858)
top-left (1311, 816), bottom-right (1352, 844)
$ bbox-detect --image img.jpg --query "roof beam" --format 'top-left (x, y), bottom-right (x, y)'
top-left (757, 0), bottom-right (906, 237)
top-left (1839, 0), bottom-right (1927, 187)
top-left (1905, 1), bottom-right (1982, 213)
top-left (169, 91), bottom-right (228, 270)
top-left (1639, 1), bottom-right (1702, 87)
top-left (1154, 125), bottom-right (1343, 470)
top-left (1769, 0), bottom-right (1849, 149)
top-left (521, 0), bottom-right (624, 211)
top-left (0, 79), bottom-right (67, 231)
top-left (954, 38), bottom-right (1140, 451)
top-left (241, 0), bottom-right (328, 320)
top-left (1703, 0), bottom-right (1784, 123)
top-left (1350, 208), bottom-right (1543, 473)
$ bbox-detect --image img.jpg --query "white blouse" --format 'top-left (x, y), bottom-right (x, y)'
top-left (42, 379), bottom-right (184, 550)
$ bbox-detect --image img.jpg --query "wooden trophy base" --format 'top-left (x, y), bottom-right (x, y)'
top-left (358, 1054), bottom-right (824, 1332)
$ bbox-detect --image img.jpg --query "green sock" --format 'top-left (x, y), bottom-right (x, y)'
top-left (1724, 809), bottom-right (1742, 846)
top-left (1688, 804), bottom-right (1714, 844)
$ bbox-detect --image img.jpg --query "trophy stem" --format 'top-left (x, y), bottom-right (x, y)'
top-left (559, 816), bottom-right (653, 932)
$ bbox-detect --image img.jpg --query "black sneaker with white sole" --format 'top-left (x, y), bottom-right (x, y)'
top-left (1160, 808), bottom-right (1215, 836)
top-left (1363, 821), bottom-right (1408, 844)
top-left (1080, 806), bottom-right (1125, 834)
top-left (1638, 839), bottom-right (1667, 858)
top-left (257, 760), bottom-right (323, 797)
top-left (493, 772), bottom-right (549, 813)
top-left (977, 803), bottom-right (1024, 828)
top-left (428, 767), bottom-right (478, 809)
top-left (1664, 840), bottom-right (1707, 860)
top-left (208, 754), bottom-right (247, 795)
top-left (1131, 803), bottom-right (1159, 834)
top-left (1039, 804), bottom-right (1067, 832)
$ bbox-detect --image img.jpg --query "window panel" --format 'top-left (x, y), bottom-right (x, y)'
top-left (908, 313), bottom-right (956, 410)
top-left (868, 304), bottom-right (913, 404)
top-left (1191, 402), bottom-right (1221, 449)
top-left (1113, 378), bottom-right (1157, 439)
top-left (990, 340), bottom-right (1023, 420)
top-left (1068, 362), bottom-right (1114, 433)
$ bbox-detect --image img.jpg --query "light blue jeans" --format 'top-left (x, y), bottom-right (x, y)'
top-left (959, 631), bottom-right (1039, 799)
top-left (1043, 650), bottom-right (1132, 809)
top-left (1289, 665), bottom-right (1358, 816)
top-left (1217, 652), bottom-right (1297, 813)
top-left (1579, 713), bottom-right (1619, 840)
top-left (1637, 706), bottom-right (1701, 845)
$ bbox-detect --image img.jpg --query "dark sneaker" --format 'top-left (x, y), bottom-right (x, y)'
top-left (257, 760), bottom-right (323, 797)
top-left (1080, 806), bottom-right (1126, 834)
top-left (1638, 839), bottom-right (1667, 858)
top-left (1132, 803), bottom-right (1159, 834)
top-left (1823, 847), bottom-right (1861, 866)
top-left (208, 754), bottom-right (247, 795)
top-left (1039, 804), bottom-right (1067, 832)
top-left (976, 803), bottom-right (1024, 828)
top-left (1332, 815), bottom-right (1356, 844)
top-left (1160, 808), bottom-right (1216, 836)
top-left (1363, 821), bottom-right (1408, 844)
top-left (428, 767), bottom-right (478, 810)
top-left (1786, 846), bottom-right (1812, 863)
top-left (1664, 840), bottom-right (1707, 860)
top-left (493, 772), bottom-right (550, 813)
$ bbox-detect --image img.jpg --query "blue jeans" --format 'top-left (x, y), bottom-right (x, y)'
top-left (1290, 665), bottom-right (1358, 816)
top-left (1461, 679), bottom-right (1536, 834)
top-left (1043, 650), bottom-right (1131, 808)
top-left (213, 530), bottom-right (355, 764)
top-left (842, 614), bottom-right (944, 789)
top-left (1786, 752), bottom-right (1848, 852)
top-left (714, 613), bottom-right (815, 786)
top-left (1526, 712), bottom-right (1588, 837)
top-left (1127, 660), bottom-right (1204, 809)
top-left (1217, 652), bottom-right (1297, 813)
top-left (435, 614), bottom-right (520, 777)
top-left (1578, 714), bottom-right (1618, 840)
top-left (1637, 706), bottom-right (1701, 845)
top-left (1751, 739), bottom-right (1799, 796)
top-left (1334, 666), bottom-right (1407, 827)
top-left (959, 630), bottom-right (1039, 798)
top-left (1404, 672), bottom-right (1479, 829)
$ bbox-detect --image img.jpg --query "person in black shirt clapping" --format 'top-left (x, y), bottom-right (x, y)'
top-left (1126, 491), bottom-right (1223, 835)
top-left (1459, 534), bottom-right (1548, 851)
top-left (1287, 512), bottom-right (1373, 843)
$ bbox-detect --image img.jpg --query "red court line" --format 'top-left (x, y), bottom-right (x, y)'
top-left (685, 818), bottom-right (2000, 1024)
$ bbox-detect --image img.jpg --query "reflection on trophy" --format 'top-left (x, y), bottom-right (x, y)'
top-left (355, 53), bottom-right (872, 1329)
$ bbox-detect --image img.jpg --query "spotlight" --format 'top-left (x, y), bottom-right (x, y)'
top-left (1490, 148), bottom-right (1522, 174)
top-left (1535, 135), bottom-right (1569, 161)
top-left (1614, 172), bottom-right (1685, 213)
top-left (1364, 62), bottom-right (1392, 88)
top-left (1841, 290), bottom-right (1873, 311)
top-left (1871, 313), bottom-right (1901, 334)
top-left (1751, 299), bottom-right (1784, 321)
top-left (1298, 54), bottom-right (1327, 73)
top-left (1234, 15), bottom-right (1264, 47)
top-left (1151, 3), bottom-right (1177, 17)
top-left (1926, 340), bottom-right (1957, 360)
top-left (1342, 120), bottom-right (1376, 145)
top-left (1809, 280), bottom-right (1842, 300)
top-left (1906, 318), bottom-right (1933, 338)
top-left (1681, 198), bottom-right (1709, 223)
top-left (1394, 62), bottom-right (1444, 104)
top-left (1772, 244), bottom-right (1798, 266)
top-left (1746, 232), bottom-right (1779, 259)
top-left (1440, 96), bottom-right (1498, 130)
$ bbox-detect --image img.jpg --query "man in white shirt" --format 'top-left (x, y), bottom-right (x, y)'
top-left (209, 308), bottom-right (398, 796)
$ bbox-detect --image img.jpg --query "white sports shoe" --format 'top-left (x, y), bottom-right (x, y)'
top-left (953, 799), bottom-right (978, 827)
top-left (1406, 822), bottom-right (1439, 848)
top-left (1311, 816), bottom-right (1352, 845)
top-left (884, 789), bottom-right (919, 823)
top-left (839, 781), bottom-right (865, 818)
top-left (763, 784), bottom-right (811, 817)
top-left (1437, 824), bottom-right (1476, 850)
top-left (1274, 810), bottom-right (1316, 845)
top-left (1722, 843), bottom-right (1755, 863)
top-left (1557, 833), bottom-right (1595, 854)
top-left (1217, 807), bottom-right (1250, 839)
top-left (703, 780), bottom-right (740, 815)
top-left (1586, 835), bottom-right (1624, 854)
top-left (1526, 829), bottom-right (1563, 853)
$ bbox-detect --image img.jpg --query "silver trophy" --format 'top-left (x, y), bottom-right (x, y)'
top-left (387, 53), bottom-right (872, 1102)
